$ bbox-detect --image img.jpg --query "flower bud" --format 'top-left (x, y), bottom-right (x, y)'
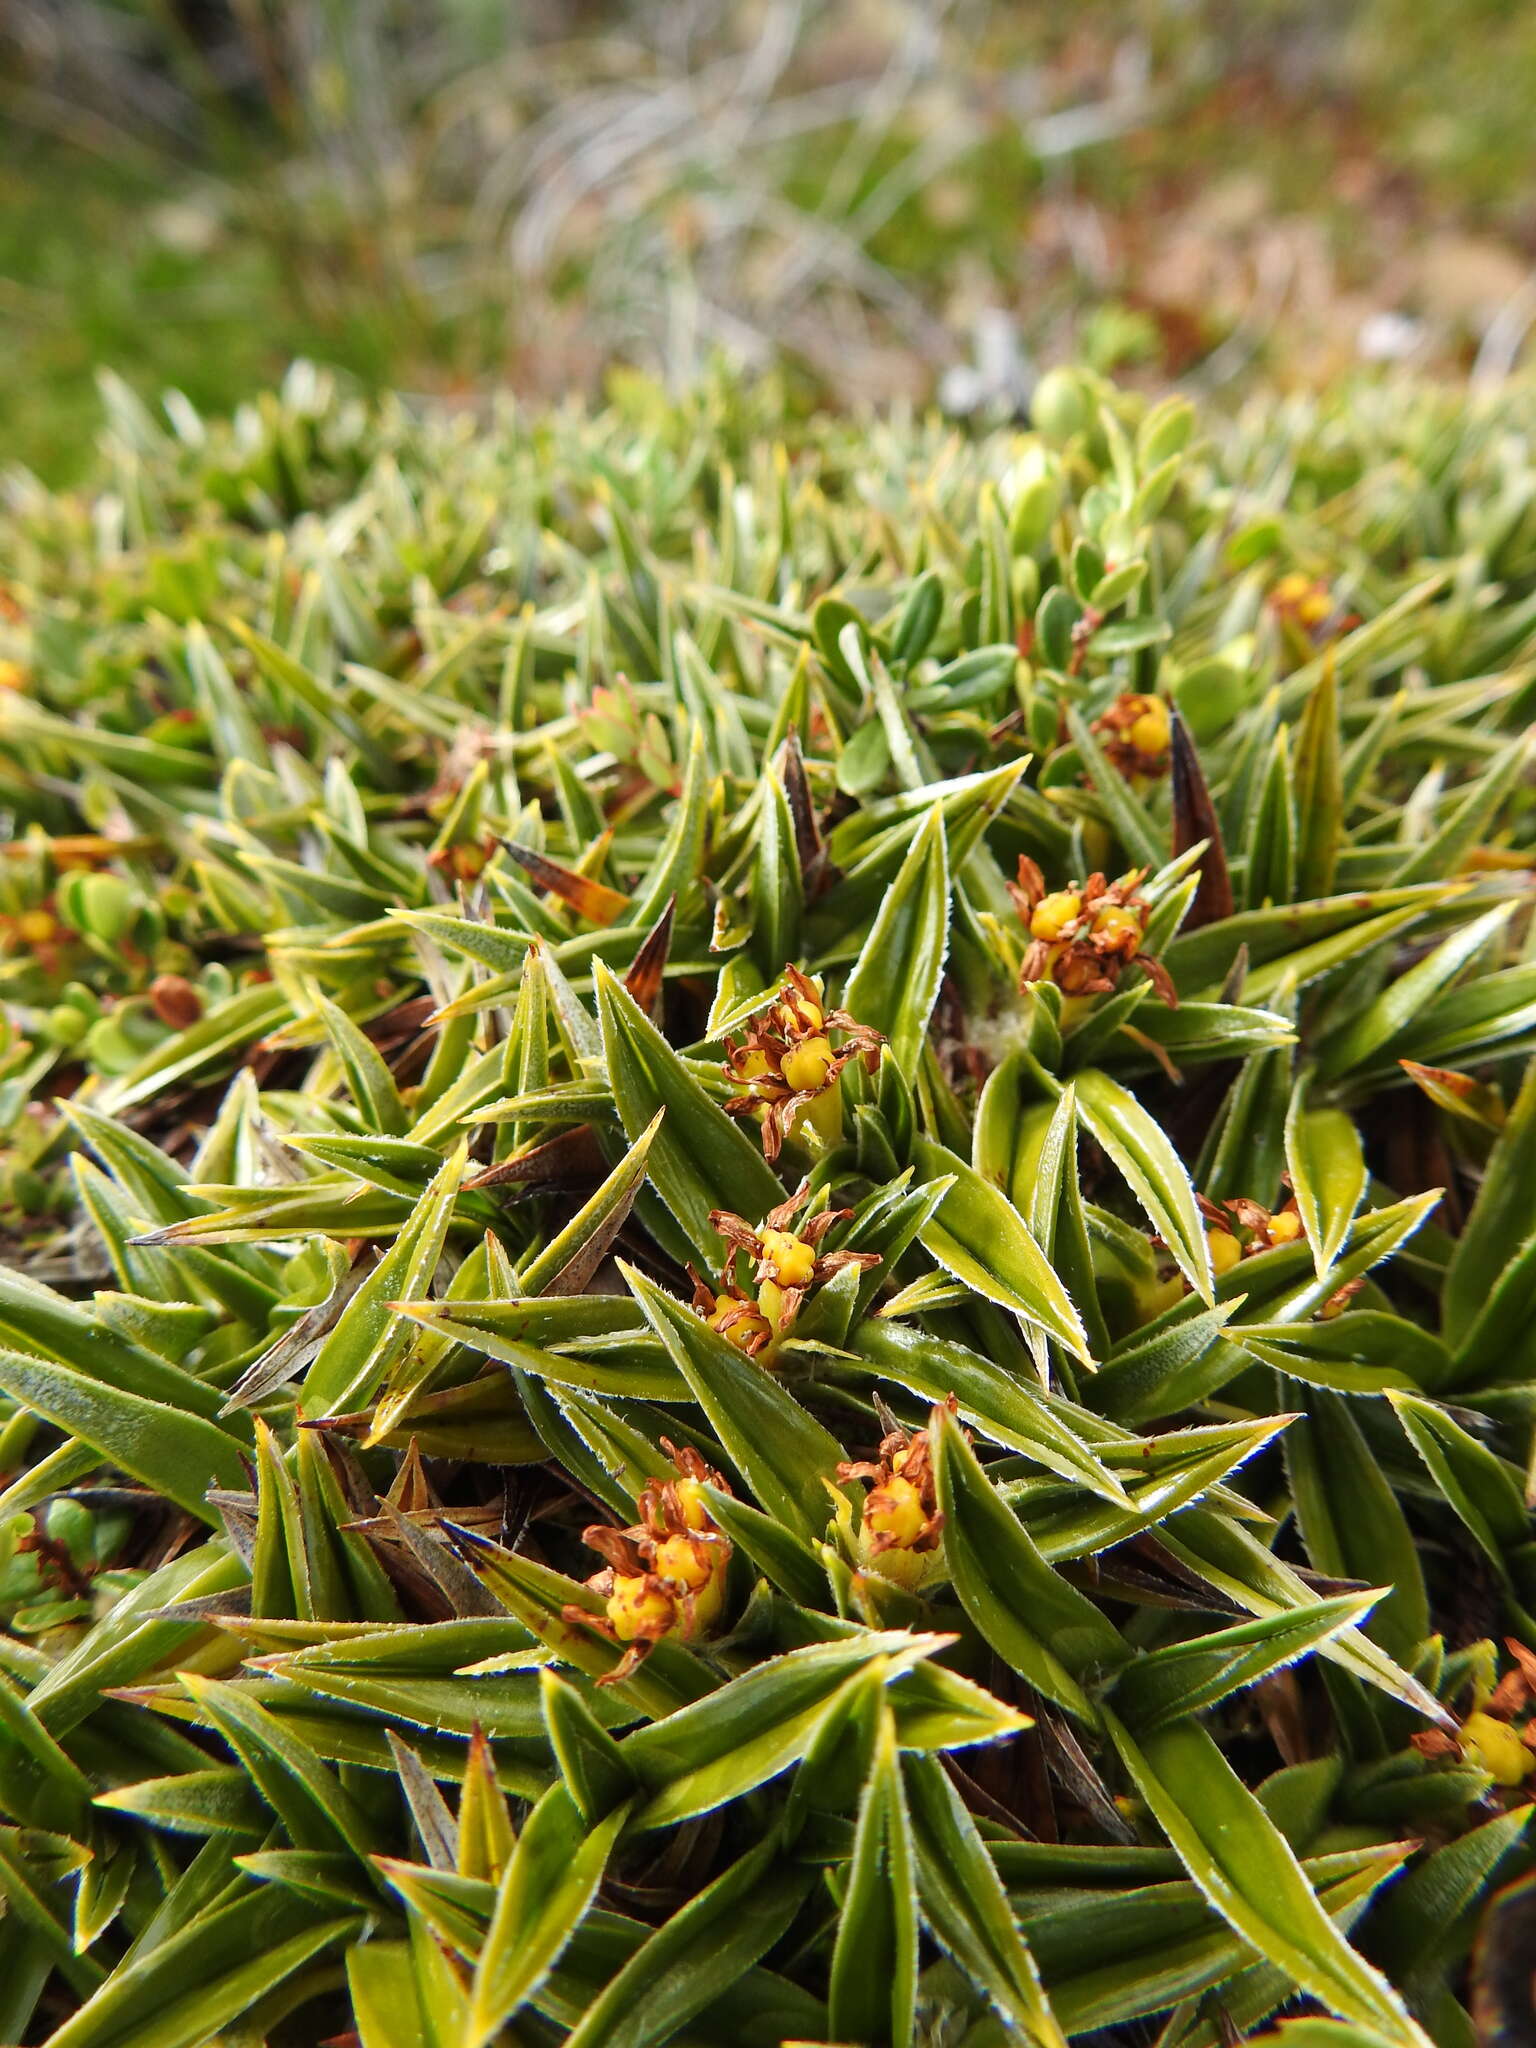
top-left (1031, 367), bottom-right (1092, 448)
top-left (780, 1034), bottom-right (836, 1093)
top-left (606, 1575), bottom-right (676, 1643)
top-left (45, 1005), bottom-right (88, 1048)
top-left (78, 875), bottom-right (138, 944)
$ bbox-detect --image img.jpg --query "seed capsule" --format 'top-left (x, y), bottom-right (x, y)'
top-left (863, 1475), bottom-right (929, 1550)
top-left (758, 1228), bottom-right (817, 1288)
top-left (149, 975), bottom-right (204, 1030)
top-left (1461, 1711), bottom-right (1535, 1788)
top-left (1127, 697), bottom-right (1170, 756)
top-left (1029, 890), bottom-right (1083, 941)
top-left (1207, 1227), bottom-right (1243, 1277)
top-left (670, 1476), bottom-right (712, 1531)
top-left (706, 1295), bottom-right (773, 1353)
top-left (780, 1033), bottom-right (836, 1093)
top-left (1091, 905), bottom-right (1142, 951)
top-left (606, 1575), bottom-right (676, 1643)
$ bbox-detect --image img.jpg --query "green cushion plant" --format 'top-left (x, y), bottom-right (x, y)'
top-left (0, 359), bottom-right (1532, 2046)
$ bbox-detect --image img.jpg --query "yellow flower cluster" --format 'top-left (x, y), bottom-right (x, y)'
top-left (566, 1445), bottom-right (733, 1682)
top-left (722, 966), bottom-right (884, 1159)
top-left (1412, 1637), bottom-right (1536, 1790)
top-left (1091, 691), bottom-right (1173, 781)
top-left (1008, 859), bottom-right (1177, 1006)
top-left (1270, 571), bottom-right (1335, 631)
top-left (1140, 1192), bottom-right (1368, 1323)
top-left (836, 1406), bottom-right (950, 1591)
top-left (692, 1182), bottom-right (880, 1359)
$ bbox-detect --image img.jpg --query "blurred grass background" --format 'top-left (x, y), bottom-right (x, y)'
top-left (5, 0), bottom-right (1536, 481)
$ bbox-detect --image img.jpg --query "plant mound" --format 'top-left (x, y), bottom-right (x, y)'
top-left (0, 363), bottom-right (1533, 2047)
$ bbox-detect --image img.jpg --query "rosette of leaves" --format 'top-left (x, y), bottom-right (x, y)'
top-left (0, 361), bottom-right (1530, 2046)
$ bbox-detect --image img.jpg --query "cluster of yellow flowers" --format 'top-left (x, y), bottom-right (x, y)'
top-left (691, 1181), bottom-right (880, 1359)
top-left (1414, 1638), bottom-right (1536, 1791)
top-left (1269, 571), bottom-right (1358, 645)
top-left (722, 966), bottom-right (884, 1159)
top-left (567, 1444), bottom-right (734, 1681)
top-left (1199, 1192), bottom-right (1305, 1274)
top-left (1008, 857), bottom-right (1177, 1006)
top-left (1269, 571), bottom-right (1336, 633)
top-left (1091, 691), bottom-right (1172, 782)
top-left (1142, 1192), bottom-right (1364, 1322)
top-left (836, 1406), bottom-right (951, 1591)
